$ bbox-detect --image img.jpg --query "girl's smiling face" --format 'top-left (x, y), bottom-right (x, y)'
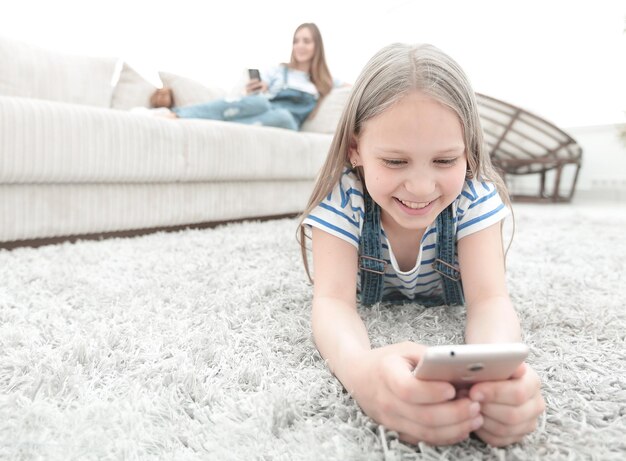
top-left (350, 90), bottom-right (468, 234)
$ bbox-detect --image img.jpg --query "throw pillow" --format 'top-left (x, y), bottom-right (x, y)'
top-left (159, 71), bottom-right (225, 107)
top-left (111, 63), bottom-right (157, 110)
top-left (301, 87), bottom-right (351, 134)
top-left (0, 35), bottom-right (116, 107)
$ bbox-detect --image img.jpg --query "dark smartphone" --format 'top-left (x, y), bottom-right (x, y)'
top-left (248, 68), bottom-right (261, 80)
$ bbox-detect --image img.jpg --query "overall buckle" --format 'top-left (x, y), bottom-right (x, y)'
top-left (359, 255), bottom-right (387, 275)
top-left (432, 258), bottom-right (461, 281)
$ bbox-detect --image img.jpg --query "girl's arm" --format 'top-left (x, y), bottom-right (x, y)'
top-left (310, 227), bottom-right (369, 391)
top-left (457, 221), bottom-right (545, 447)
top-left (311, 227), bottom-right (481, 445)
top-left (457, 222), bottom-right (521, 343)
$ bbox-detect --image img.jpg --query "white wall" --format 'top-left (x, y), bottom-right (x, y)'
top-left (506, 124), bottom-right (626, 202)
top-left (1, 0), bottom-right (624, 129)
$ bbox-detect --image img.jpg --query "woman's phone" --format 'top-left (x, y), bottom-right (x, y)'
top-left (413, 343), bottom-right (528, 386)
top-left (248, 68), bottom-right (261, 80)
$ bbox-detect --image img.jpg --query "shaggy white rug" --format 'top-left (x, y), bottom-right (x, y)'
top-left (1, 202), bottom-right (625, 460)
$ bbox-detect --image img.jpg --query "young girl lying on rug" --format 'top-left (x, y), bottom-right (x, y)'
top-left (298, 43), bottom-right (545, 447)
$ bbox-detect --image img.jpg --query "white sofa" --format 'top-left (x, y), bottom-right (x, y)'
top-left (0, 36), bottom-right (349, 244)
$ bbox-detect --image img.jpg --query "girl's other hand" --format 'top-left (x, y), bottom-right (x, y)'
top-left (349, 342), bottom-right (484, 446)
top-left (245, 79), bottom-right (267, 94)
top-left (469, 363), bottom-right (545, 447)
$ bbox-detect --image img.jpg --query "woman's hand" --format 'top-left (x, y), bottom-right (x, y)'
top-left (245, 79), bottom-right (268, 94)
top-left (348, 342), bottom-right (484, 446)
top-left (469, 363), bottom-right (545, 447)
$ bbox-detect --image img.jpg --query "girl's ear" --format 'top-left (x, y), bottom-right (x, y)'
top-left (348, 136), bottom-right (360, 166)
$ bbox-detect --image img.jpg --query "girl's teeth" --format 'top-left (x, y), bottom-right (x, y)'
top-left (400, 199), bottom-right (429, 209)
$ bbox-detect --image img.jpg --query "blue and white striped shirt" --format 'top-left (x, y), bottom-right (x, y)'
top-left (303, 169), bottom-right (510, 300)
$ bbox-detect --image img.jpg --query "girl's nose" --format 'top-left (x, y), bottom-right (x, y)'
top-left (404, 170), bottom-right (435, 198)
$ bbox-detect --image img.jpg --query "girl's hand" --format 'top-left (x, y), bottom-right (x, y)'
top-left (245, 79), bottom-right (268, 94)
top-left (469, 363), bottom-right (545, 447)
top-left (349, 342), bottom-right (484, 446)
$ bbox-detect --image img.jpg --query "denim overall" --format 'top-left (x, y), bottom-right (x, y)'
top-left (268, 67), bottom-right (318, 128)
top-left (358, 192), bottom-right (465, 307)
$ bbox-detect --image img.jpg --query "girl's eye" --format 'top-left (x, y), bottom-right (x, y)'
top-left (435, 158), bottom-right (458, 166)
top-left (382, 159), bottom-right (406, 167)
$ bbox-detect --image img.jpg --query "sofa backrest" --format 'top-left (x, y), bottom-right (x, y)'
top-left (0, 36), bottom-right (117, 107)
top-left (301, 87), bottom-right (351, 135)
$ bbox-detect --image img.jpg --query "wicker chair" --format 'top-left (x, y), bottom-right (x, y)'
top-left (476, 93), bottom-right (583, 202)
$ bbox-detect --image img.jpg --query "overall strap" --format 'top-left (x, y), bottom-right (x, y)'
top-left (358, 193), bottom-right (386, 306)
top-left (358, 192), bottom-right (464, 306)
top-left (433, 206), bottom-right (465, 306)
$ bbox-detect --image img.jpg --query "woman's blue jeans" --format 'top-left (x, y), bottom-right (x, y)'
top-left (172, 95), bottom-right (299, 131)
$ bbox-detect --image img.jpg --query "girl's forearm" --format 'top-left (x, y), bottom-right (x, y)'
top-left (465, 296), bottom-right (522, 344)
top-left (311, 296), bottom-right (371, 390)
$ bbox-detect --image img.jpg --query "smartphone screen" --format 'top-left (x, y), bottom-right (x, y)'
top-left (248, 68), bottom-right (261, 80)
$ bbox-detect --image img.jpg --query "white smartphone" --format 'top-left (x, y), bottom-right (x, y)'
top-left (413, 343), bottom-right (528, 386)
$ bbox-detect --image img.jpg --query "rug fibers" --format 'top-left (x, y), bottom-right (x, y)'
top-left (0, 202), bottom-right (625, 460)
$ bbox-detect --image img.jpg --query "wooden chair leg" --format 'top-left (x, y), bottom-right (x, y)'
top-left (552, 164), bottom-right (564, 202)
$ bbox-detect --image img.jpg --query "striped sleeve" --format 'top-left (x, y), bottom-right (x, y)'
top-left (303, 170), bottom-right (365, 248)
top-left (455, 179), bottom-right (510, 240)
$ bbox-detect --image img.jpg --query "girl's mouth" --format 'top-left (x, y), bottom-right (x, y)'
top-left (394, 197), bottom-right (436, 215)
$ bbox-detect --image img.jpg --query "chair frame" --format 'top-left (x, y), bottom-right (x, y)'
top-left (476, 93), bottom-right (583, 202)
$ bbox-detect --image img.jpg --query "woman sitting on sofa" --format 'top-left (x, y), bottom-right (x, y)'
top-left (152, 23), bottom-right (341, 131)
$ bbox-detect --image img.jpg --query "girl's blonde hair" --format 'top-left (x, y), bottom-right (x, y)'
top-left (297, 43), bottom-right (512, 280)
top-left (290, 23), bottom-right (333, 98)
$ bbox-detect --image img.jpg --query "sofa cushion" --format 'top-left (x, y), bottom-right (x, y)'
top-left (0, 36), bottom-right (116, 107)
top-left (180, 119), bottom-right (330, 181)
top-left (111, 63), bottom-right (158, 110)
top-left (159, 71), bottom-right (225, 107)
top-left (0, 95), bottom-right (187, 183)
top-left (0, 95), bottom-right (330, 184)
top-left (301, 87), bottom-right (351, 134)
